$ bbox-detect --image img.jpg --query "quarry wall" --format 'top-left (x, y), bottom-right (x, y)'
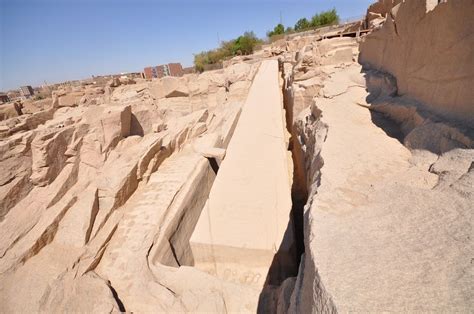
top-left (359, 0), bottom-right (474, 124)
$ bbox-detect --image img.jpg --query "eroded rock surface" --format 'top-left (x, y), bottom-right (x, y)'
top-left (1, 0), bottom-right (472, 312)
top-left (359, 0), bottom-right (474, 124)
top-left (0, 62), bottom-right (262, 312)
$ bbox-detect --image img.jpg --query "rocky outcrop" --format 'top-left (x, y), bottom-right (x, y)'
top-left (365, 0), bottom-right (403, 28)
top-left (280, 2), bottom-right (473, 312)
top-left (0, 2), bottom-right (472, 312)
top-left (39, 271), bottom-right (122, 312)
top-left (30, 127), bottom-right (75, 186)
top-left (359, 0), bottom-right (474, 124)
top-left (0, 53), bottom-right (260, 312)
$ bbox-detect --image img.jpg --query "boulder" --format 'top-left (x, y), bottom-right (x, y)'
top-left (163, 77), bottom-right (189, 98)
top-left (365, 0), bottom-right (404, 28)
top-left (30, 127), bottom-right (75, 186)
top-left (149, 76), bottom-right (189, 99)
top-left (130, 103), bottom-right (163, 135)
top-left (92, 105), bottom-right (131, 152)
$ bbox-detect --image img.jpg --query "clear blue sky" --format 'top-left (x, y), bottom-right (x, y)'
top-left (0, 0), bottom-right (372, 91)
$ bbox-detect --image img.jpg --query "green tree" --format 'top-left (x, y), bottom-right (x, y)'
top-left (294, 18), bottom-right (310, 31)
top-left (194, 52), bottom-right (208, 72)
top-left (310, 13), bottom-right (321, 28)
top-left (193, 31), bottom-right (262, 72)
top-left (310, 9), bottom-right (339, 29)
top-left (319, 9), bottom-right (339, 25)
top-left (220, 40), bottom-right (234, 57)
top-left (267, 23), bottom-right (285, 37)
top-left (233, 31), bottom-right (260, 55)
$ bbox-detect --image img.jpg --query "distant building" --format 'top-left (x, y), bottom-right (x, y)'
top-left (7, 90), bottom-right (21, 101)
top-left (92, 72), bottom-right (142, 82)
top-left (143, 67), bottom-right (153, 79)
top-left (143, 62), bottom-right (184, 79)
top-left (168, 63), bottom-right (184, 76)
top-left (0, 93), bottom-right (10, 104)
top-left (157, 64), bottom-right (168, 77)
top-left (19, 85), bottom-right (34, 98)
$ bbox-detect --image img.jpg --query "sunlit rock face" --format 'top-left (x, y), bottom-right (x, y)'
top-left (359, 0), bottom-right (474, 124)
top-left (0, 1), bottom-right (472, 312)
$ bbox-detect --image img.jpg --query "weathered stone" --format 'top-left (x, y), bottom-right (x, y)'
top-left (191, 60), bottom-right (293, 290)
top-left (30, 127), bottom-right (75, 186)
top-left (54, 185), bottom-right (99, 247)
top-left (39, 271), bottom-right (121, 313)
top-left (359, 0), bottom-right (474, 123)
top-left (57, 92), bottom-right (82, 107)
top-left (0, 7), bottom-right (472, 312)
